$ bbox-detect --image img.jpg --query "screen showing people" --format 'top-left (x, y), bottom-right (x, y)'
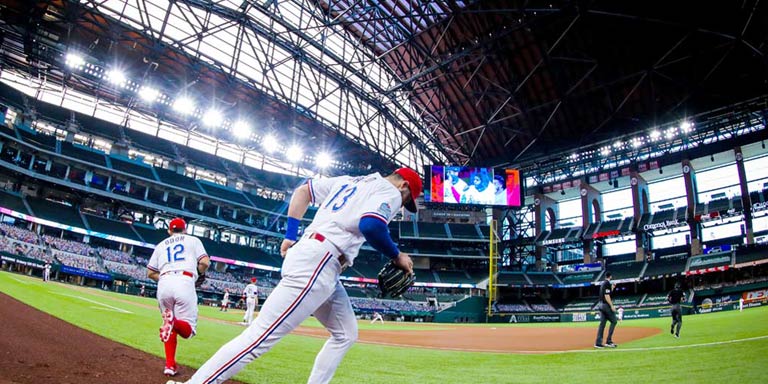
top-left (426, 165), bottom-right (522, 207)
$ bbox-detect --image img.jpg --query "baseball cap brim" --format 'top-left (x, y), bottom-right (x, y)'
top-left (394, 167), bottom-right (422, 213)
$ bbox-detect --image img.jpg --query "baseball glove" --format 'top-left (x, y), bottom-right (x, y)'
top-left (195, 273), bottom-right (206, 288)
top-left (377, 262), bottom-right (415, 298)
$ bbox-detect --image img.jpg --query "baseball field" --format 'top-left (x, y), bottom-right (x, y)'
top-left (1, 270), bottom-right (766, 384)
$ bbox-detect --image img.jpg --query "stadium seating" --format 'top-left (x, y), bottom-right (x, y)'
top-left (0, 190), bottom-right (30, 214)
top-left (563, 297), bottom-right (597, 311)
top-left (526, 272), bottom-right (560, 285)
top-left (109, 156), bottom-right (157, 180)
top-left (643, 257), bottom-right (687, 278)
top-left (416, 222), bottom-right (448, 238)
top-left (447, 223), bottom-right (482, 240)
top-left (27, 197), bottom-right (85, 228)
top-left (82, 215), bottom-right (142, 241)
top-left (497, 272), bottom-right (531, 285)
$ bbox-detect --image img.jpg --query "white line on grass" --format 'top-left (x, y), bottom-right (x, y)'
top-left (332, 334), bottom-right (768, 354)
top-left (9, 277), bottom-right (31, 285)
top-left (562, 335), bottom-right (768, 354)
top-left (55, 293), bottom-right (133, 314)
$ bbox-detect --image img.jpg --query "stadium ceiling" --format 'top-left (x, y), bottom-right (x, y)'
top-left (0, 0), bottom-right (766, 174)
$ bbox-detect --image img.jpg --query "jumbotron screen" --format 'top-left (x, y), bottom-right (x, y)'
top-left (424, 165), bottom-right (522, 208)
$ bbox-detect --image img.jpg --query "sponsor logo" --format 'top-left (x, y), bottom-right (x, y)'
top-left (592, 230), bottom-right (620, 239)
top-left (572, 313), bottom-right (587, 322)
top-left (540, 238), bottom-right (567, 246)
top-left (690, 255), bottom-right (731, 268)
top-left (746, 289), bottom-right (768, 301)
top-left (377, 202), bottom-right (392, 218)
top-left (753, 202), bottom-right (768, 212)
top-left (643, 220), bottom-right (681, 231)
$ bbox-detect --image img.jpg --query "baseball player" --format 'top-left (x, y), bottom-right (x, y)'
top-left (443, 166), bottom-right (467, 204)
top-left (242, 277), bottom-right (258, 325)
top-left (43, 261), bottom-right (51, 282)
top-left (147, 218), bottom-right (210, 377)
top-left (667, 282), bottom-right (685, 338)
top-left (594, 272), bottom-right (618, 348)
top-left (739, 296), bottom-right (744, 312)
top-left (370, 311), bottom-right (384, 324)
top-left (220, 289), bottom-right (230, 312)
top-left (617, 306), bottom-right (624, 323)
top-left (167, 167), bottom-right (421, 384)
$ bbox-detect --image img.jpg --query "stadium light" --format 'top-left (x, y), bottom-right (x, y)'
top-left (680, 121), bottom-right (694, 134)
top-left (262, 134), bottom-right (278, 153)
top-left (65, 53), bottom-right (85, 69)
top-left (650, 130), bottom-right (661, 141)
top-left (665, 127), bottom-right (677, 140)
top-left (286, 145), bottom-right (303, 162)
top-left (232, 120), bottom-right (251, 139)
top-left (316, 152), bottom-right (333, 168)
top-left (201, 108), bottom-right (223, 127)
top-left (106, 69), bottom-right (127, 86)
top-left (632, 138), bottom-right (643, 148)
top-left (138, 86), bottom-right (160, 103)
top-left (172, 97), bottom-right (195, 115)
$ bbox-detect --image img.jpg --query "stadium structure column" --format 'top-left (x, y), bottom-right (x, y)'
top-left (580, 183), bottom-right (602, 263)
top-left (533, 194), bottom-right (558, 271)
top-left (681, 159), bottom-right (702, 256)
top-left (734, 147), bottom-right (755, 244)
top-left (630, 170), bottom-right (650, 261)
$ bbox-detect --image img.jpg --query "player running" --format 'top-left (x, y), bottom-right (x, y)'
top-left (147, 218), bottom-right (210, 377)
top-left (242, 278), bottom-right (258, 326)
top-left (667, 282), bottom-right (686, 338)
top-left (167, 167), bottom-right (421, 384)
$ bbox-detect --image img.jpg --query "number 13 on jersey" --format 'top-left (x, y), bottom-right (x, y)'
top-left (325, 183), bottom-right (357, 211)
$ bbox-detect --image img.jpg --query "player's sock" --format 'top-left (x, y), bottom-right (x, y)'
top-left (164, 330), bottom-right (178, 367)
top-left (174, 319), bottom-right (193, 339)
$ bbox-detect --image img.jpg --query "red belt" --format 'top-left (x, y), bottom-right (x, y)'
top-left (307, 232), bottom-right (348, 267)
top-left (161, 270), bottom-right (194, 278)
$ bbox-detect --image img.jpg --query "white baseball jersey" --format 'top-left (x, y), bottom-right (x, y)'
top-left (306, 172), bottom-right (402, 264)
top-left (243, 283), bottom-right (258, 299)
top-left (147, 234), bottom-right (207, 278)
top-left (444, 178), bottom-right (468, 203)
top-left (461, 185), bottom-right (495, 204)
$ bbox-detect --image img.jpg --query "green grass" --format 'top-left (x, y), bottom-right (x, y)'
top-left (2, 271), bottom-right (767, 383)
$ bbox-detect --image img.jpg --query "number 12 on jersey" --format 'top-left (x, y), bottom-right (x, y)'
top-left (166, 244), bottom-right (185, 262)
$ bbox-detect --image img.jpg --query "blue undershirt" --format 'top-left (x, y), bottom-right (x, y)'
top-left (359, 216), bottom-right (400, 259)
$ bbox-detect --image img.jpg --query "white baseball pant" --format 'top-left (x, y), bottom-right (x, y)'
top-left (156, 274), bottom-right (199, 332)
top-left (185, 236), bottom-right (357, 384)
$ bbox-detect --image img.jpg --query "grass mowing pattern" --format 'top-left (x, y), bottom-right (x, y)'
top-left (1, 271), bottom-right (766, 383)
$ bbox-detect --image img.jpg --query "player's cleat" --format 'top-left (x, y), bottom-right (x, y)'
top-left (594, 344), bottom-right (604, 349)
top-left (163, 365), bottom-right (178, 376)
top-left (674, 334), bottom-right (679, 338)
top-left (605, 342), bottom-right (618, 348)
top-left (670, 327), bottom-right (674, 335)
top-left (160, 309), bottom-right (175, 342)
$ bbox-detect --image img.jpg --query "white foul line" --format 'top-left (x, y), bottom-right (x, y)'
top-left (318, 334), bottom-right (768, 354)
top-left (56, 293), bottom-right (133, 314)
top-left (9, 277), bottom-right (31, 285)
top-left (561, 335), bottom-right (768, 354)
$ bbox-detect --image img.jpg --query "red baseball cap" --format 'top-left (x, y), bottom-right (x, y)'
top-left (394, 167), bottom-right (422, 213)
top-left (251, 277), bottom-right (257, 283)
top-left (169, 217), bottom-right (186, 231)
